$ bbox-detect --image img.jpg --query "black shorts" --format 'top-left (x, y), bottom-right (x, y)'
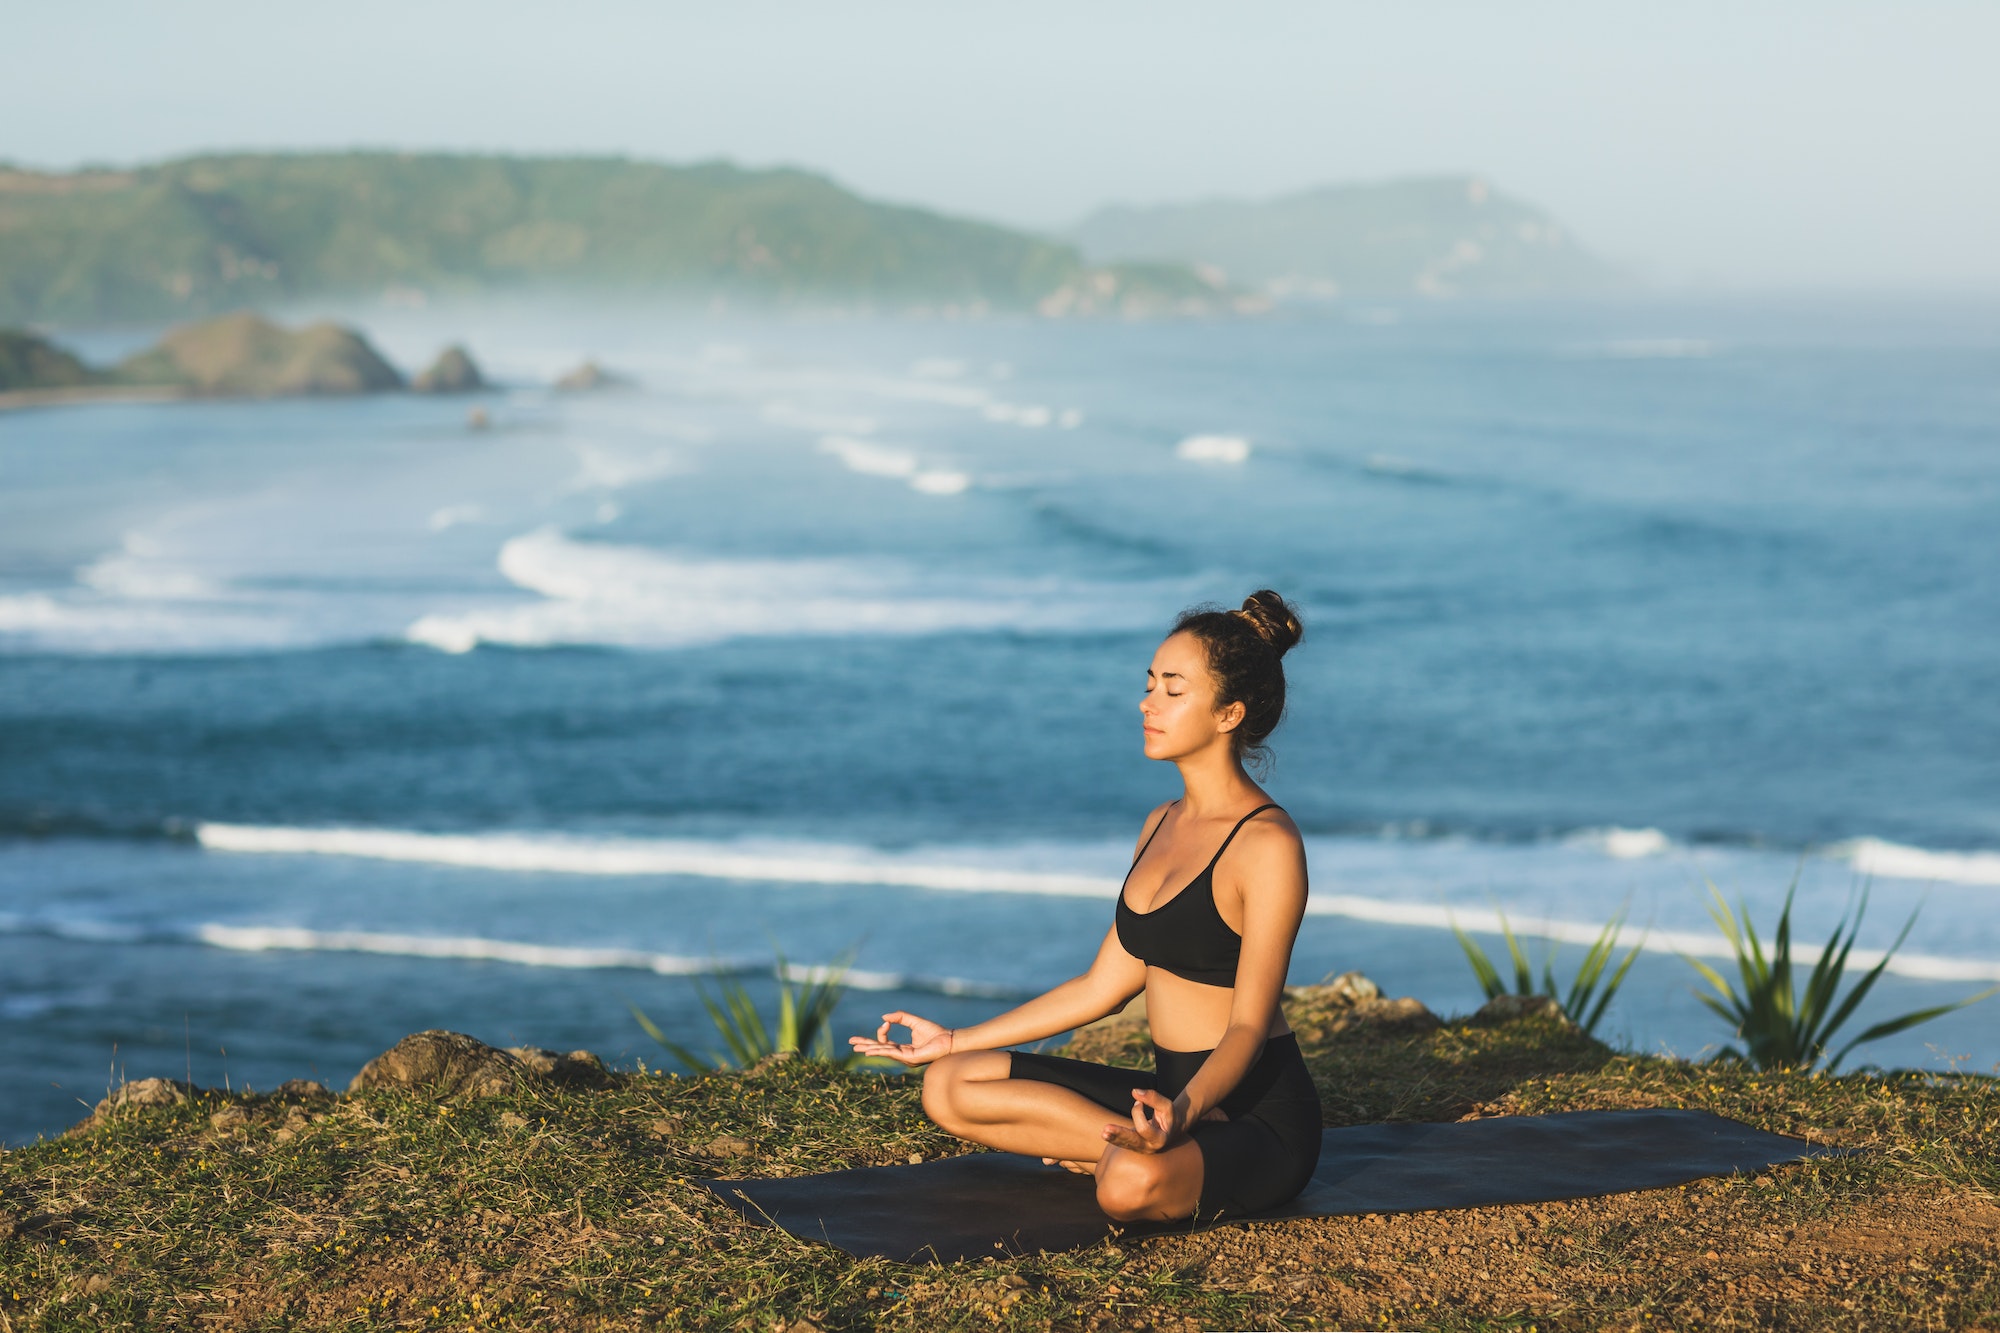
top-left (1009, 1031), bottom-right (1323, 1219)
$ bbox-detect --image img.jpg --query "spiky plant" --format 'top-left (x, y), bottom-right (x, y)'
top-left (1452, 905), bottom-right (1644, 1037)
top-left (632, 949), bottom-right (880, 1073)
top-left (1687, 879), bottom-right (1994, 1072)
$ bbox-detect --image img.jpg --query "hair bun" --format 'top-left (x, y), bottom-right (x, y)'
top-left (1237, 589), bottom-right (1303, 657)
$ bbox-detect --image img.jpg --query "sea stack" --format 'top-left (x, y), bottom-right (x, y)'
top-left (412, 345), bottom-right (487, 394)
top-left (554, 360), bottom-right (628, 392)
top-left (116, 311), bottom-right (404, 396)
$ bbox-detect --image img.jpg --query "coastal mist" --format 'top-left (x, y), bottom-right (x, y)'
top-left (3, 298), bottom-right (1996, 1144)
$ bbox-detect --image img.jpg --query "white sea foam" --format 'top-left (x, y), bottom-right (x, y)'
top-left (1832, 838), bottom-right (2000, 887)
top-left (405, 529), bottom-right (1137, 652)
top-left (192, 822), bottom-right (2000, 983)
top-left (818, 435), bottom-right (971, 495)
top-left (190, 923), bottom-right (1019, 996)
top-left (1565, 827), bottom-right (1672, 859)
top-left (1176, 434), bottom-right (1252, 465)
top-left (195, 823), bottom-right (1122, 897)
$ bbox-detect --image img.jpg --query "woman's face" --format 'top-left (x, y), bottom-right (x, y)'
top-left (1140, 631), bottom-right (1240, 762)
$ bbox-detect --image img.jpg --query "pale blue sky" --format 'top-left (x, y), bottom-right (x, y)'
top-left (6, 2), bottom-right (1997, 290)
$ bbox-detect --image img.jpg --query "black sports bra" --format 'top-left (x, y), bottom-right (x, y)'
top-left (1114, 802), bottom-right (1280, 987)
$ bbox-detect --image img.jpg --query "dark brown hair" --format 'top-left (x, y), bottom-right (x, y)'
top-left (1170, 589), bottom-right (1303, 766)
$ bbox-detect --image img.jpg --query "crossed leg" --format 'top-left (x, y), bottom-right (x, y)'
top-left (921, 1051), bottom-right (1205, 1223)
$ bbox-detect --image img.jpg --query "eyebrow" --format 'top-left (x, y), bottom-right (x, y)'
top-left (1148, 670), bottom-right (1186, 681)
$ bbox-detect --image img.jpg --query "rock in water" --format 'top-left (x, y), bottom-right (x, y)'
top-left (115, 310), bottom-right (404, 396)
top-left (412, 344), bottom-right (486, 393)
top-left (554, 359), bottom-right (627, 391)
top-left (347, 1030), bottom-right (528, 1099)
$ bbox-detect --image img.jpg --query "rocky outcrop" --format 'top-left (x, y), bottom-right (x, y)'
top-left (346, 1030), bottom-right (611, 1100)
top-left (115, 311), bottom-right (405, 396)
top-left (0, 329), bottom-right (95, 391)
top-left (412, 344), bottom-right (486, 393)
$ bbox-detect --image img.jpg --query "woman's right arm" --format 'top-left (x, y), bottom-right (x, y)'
top-left (850, 924), bottom-right (1146, 1063)
top-left (951, 925), bottom-right (1147, 1051)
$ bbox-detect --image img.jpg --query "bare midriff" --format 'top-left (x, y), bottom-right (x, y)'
top-left (1141, 968), bottom-right (1293, 1053)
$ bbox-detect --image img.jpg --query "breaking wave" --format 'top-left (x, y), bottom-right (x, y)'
top-left (190, 822), bottom-right (2000, 983)
top-left (404, 528), bottom-right (1165, 653)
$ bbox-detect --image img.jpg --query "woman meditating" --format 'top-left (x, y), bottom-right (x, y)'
top-left (849, 591), bottom-right (1322, 1224)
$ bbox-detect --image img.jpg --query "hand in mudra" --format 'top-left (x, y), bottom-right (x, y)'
top-left (847, 1011), bottom-right (954, 1066)
top-left (1103, 1089), bottom-right (1216, 1155)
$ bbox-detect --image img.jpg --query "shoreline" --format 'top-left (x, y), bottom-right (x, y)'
top-left (0, 384), bottom-right (193, 412)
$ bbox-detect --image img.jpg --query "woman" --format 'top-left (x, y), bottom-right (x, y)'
top-left (849, 591), bottom-right (1321, 1224)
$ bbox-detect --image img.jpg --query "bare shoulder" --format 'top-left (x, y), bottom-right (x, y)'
top-left (1130, 799), bottom-right (1176, 857)
top-left (1237, 804), bottom-right (1302, 848)
top-left (1223, 806), bottom-right (1306, 874)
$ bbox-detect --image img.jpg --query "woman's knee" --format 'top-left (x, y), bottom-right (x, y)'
top-left (921, 1051), bottom-right (1006, 1128)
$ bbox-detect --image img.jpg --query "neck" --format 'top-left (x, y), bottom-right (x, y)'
top-left (1173, 743), bottom-right (1263, 818)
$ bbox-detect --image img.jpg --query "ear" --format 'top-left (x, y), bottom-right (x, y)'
top-left (1214, 699), bottom-right (1247, 734)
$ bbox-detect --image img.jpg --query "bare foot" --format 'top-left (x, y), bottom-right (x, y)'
top-left (1041, 1157), bottom-right (1098, 1176)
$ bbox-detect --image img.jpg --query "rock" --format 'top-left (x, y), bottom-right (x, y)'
top-left (499, 1112), bottom-right (530, 1131)
top-left (100, 1076), bottom-right (198, 1114)
top-left (1345, 996), bottom-right (1443, 1033)
top-left (272, 1078), bottom-right (332, 1101)
top-left (348, 1030), bottom-right (527, 1099)
top-left (506, 1046), bottom-right (612, 1088)
top-left (412, 344), bottom-right (486, 393)
top-left (553, 359), bottom-right (628, 392)
top-left (745, 1050), bottom-right (797, 1075)
top-left (1474, 994), bottom-right (1575, 1027)
top-left (1319, 971), bottom-right (1383, 1006)
top-left (649, 1117), bottom-right (683, 1138)
top-left (703, 1135), bottom-right (754, 1158)
top-left (208, 1104), bottom-right (250, 1132)
top-left (115, 311), bottom-right (405, 396)
top-left (72, 1076), bottom-right (201, 1132)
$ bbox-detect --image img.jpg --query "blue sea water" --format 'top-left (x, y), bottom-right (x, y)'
top-left (3, 298), bottom-right (1997, 1144)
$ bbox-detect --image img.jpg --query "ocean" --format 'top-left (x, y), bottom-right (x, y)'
top-left (3, 296), bottom-right (1996, 1145)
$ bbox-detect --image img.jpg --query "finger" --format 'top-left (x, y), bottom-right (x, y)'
top-left (1103, 1126), bottom-right (1153, 1154)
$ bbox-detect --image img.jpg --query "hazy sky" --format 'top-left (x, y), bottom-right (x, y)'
top-left (7, 2), bottom-right (1998, 290)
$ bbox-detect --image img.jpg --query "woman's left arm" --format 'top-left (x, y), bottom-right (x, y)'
top-left (1114, 814), bottom-right (1306, 1147)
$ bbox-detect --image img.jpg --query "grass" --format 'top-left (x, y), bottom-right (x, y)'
top-left (1, 992), bottom-right (1996, 1331)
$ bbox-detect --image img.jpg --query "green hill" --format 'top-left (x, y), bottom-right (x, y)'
top-left (0, 329), bottom-right (95, 391)
top-left (0, 153), bottom-right (1208, 324)
top-left (1070, 175), bottom-right (1632, 299)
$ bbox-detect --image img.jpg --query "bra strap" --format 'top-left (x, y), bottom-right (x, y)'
top-left (1128, 800), bottom-right (1179, 868)
top-left (1203, 802), bottom-right (1281, 873)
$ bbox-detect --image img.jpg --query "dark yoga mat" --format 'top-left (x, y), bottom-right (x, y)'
top-left (702, 1108), bottom-right (1847, 1263)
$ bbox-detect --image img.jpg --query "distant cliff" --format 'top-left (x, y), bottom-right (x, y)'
top-left (0, 153), bottom-right (1225, 324)
top-left (1070, 176), bottom-right (1632, 300)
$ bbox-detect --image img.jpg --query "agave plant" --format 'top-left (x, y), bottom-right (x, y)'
top-left (632, 948), bottom-right (880, 1073)
top-left (1688, 879), bottom-right (1995, 1072)
top-left (1451, 904), bottom-right (1644, 1037)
